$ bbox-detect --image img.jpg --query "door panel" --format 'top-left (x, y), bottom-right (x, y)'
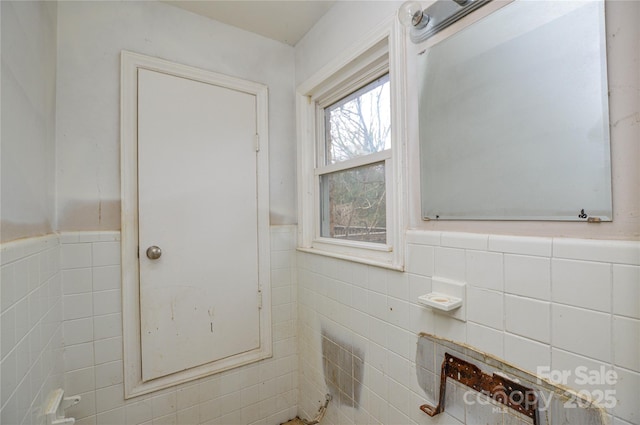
top-left (137, 68), bottom-right (260, 381)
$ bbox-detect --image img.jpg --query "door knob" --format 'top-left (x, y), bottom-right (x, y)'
top-left (146, 246), bottom-right (162, 260)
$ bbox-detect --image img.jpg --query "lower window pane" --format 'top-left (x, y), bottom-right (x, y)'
top-left (320, 163), bottom-right (386, 244)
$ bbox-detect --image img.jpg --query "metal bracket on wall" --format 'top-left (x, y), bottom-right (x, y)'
top-left (420, 352), bottom-right (540, 425)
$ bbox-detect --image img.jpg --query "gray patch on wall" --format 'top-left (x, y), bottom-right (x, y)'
top-left (415, 336), bottom-right (437, 401)
top-left (321, 329), bottom-right (364, 408)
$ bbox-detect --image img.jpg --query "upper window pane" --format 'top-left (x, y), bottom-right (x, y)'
top-left (324, 74), bottom-right (391, 164)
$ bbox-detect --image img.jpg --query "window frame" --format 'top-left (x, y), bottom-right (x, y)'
top-left (296, 19), bottom-right (406, 270)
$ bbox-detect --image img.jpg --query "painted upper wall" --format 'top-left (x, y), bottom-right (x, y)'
top-left (55, 0), bottom-right (297, 231)
top-left (295, 0), bottom-right (640, 240)
top-left (1, 1), bottom-right (58, 243)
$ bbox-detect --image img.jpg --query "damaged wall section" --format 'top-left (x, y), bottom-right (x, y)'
top-left (321, 329), bottom-right (364, 407)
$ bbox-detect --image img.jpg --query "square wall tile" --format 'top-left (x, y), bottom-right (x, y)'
top-left (467, 287), bottom-right (503, 330)
top-left (613, 368), bottom-right (640, 423)
top-left (407, 244), bottom-right (435, 277)
top-left (387, 298), bottom-right (411, 331)
top-left (504, 333), bottom-right (550, 375)
top-left (505, 295), bottom-right (550, 343)
top-left (367, 291), bottom-right (388, 321)
top-left (367, 266), bottom-right (387, 294)
top-left (1, 350), bottom-right (17, 405)
top-left (552, 259), bottom-right (611, 312)
top-left (92, 289), bottom-right (121, 316)
top-left (176, 384), bottom-right (200, 411)
top-left (434, 313), bottom-right (466, 343)
top-left (551, 304), bottom-right (611, 363)
top-left (94, 337), bottom-right (122, 365)
top-left (64, 367), bottom-right (96, 395)
top-left (504, 255), bottom-right (550, 300)
top-left (62, 268), bottom-right (92, 295)
top-left (92, 265), bottom-right (121, 291)
top-left (551, 348), bottom-right (614, 393)
top-left (13, 259), bottom-right (30, 300)
top-left (91, 242), bottom-right (120, 267)
top-left (613, 265), bottom-right (639, 319)
top-left (270, 229), bottom-right (294, 251)
top-left (95, 360), bottom-right (124, 389)
top-left (96, 384), bottom-right (124, 413)
top-left (64, 342), bottom-right (95, 372)
top-left (61, 244), bottom-right (92, 269)
top-left (176, 406), bottom-right (198, 425)
top-left (63, 318), bottom-right (94, 347)
top-left (1, 308), bottom-right (16, 358)
top-left (434, 247), bottom-right (466, 282)
top-left (613, 316), bottom-right (640, 372)
top-left (387, 271), bottom-right (409, 301)
top-left (64, 293), bottom-right (93, 320)
top-left (94, 313), bottom-right (122, 340)
top-left (466, 250), bottom-right (503, 291)
top-left (409, 304), bottom-right (436, 335)
top-left (125, 400), bottom-right (153, 425)
top-left (13, 298), bottom-right (29, 341)
top-left (467, 322), bottom-right (503, 358)
top-left (96, 407), bottom-right (124, 425)
top-left (408, 274), bottom-right (432, 303)
top-left (1, 263), bottom-right (15, 312)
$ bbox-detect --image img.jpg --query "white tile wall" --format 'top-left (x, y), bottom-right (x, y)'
top-left (613, 265), bottom-right (640, 319)
top-left (298, 231), bottom-right (640, 425)
top-left (3, 228), bottom-right (637, 424)
top-left (0, 235), bottom-right (64, 425)
top-left (551, 304), bottom-right (611, 363)
top-left (60, 227), bottom-right (298, 425)
top-left (504, 255), bottom-right (551, 300)
top-left (551, 259), bottom-right (611, 312)
top-left (504, 295), bottom-right (550, 343)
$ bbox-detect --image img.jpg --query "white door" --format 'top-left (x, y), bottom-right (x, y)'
top-left (137, 68), bottom-right (260, 381)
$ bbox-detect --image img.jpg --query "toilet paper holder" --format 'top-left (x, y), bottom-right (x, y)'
top-left (44, 388), bottom-right (81, 425)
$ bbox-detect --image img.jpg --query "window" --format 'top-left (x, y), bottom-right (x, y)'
top-left (297, 24), bottom-right (405, 270)
top-left (320, 75), bottom-right (390, 244)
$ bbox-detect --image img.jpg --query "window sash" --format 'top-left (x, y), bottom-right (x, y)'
top-left (323, 74), bottom-right (391, 166)
top-left (314, 150), bottom-right (391, 176)
top-left (314, 70), bottom-right (392, 249)
top-left (319, 161), bottom-right (387, 244)
top-left (314, 155), bottom-right (393, 251)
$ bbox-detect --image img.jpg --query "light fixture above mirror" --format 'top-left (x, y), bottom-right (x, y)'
top-left (398, 0), bottom-right (492, 43)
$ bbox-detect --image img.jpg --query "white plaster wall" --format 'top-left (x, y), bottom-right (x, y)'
top-left (55, 0), bottom-right (297, 231)
top-left (1, 1), bottom-right (57, 242)
top-left (294, 1), bottom-right (402, 87)
top-left (295, 0), bottom-right (640, 240)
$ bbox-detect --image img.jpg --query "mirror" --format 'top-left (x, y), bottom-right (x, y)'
top-left (418, 0), bottom-right (612, 221)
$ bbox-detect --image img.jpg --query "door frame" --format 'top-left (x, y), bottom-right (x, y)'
top-left (120, 51), bottom-right (271, 398)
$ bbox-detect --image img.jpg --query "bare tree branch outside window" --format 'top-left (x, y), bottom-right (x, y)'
top-left (321, 75), bottom-right (390, 243)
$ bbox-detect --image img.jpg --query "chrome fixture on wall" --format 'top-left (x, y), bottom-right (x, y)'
top-left (398, 0), bottom-right (492, 43)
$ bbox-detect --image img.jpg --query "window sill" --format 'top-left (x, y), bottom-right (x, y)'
top-left (296, 246), bottom-right (404, 271)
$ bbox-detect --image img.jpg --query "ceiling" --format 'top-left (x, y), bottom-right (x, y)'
top-left (163, 1), bottom-right (336, 46)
